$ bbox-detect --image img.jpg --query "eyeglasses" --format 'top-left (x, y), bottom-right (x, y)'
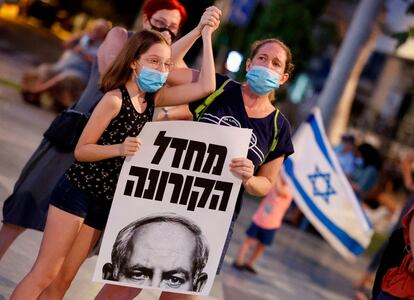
top-left (149, 18), bottom-right (178, 42)
top-left (139, 57), bottom-right (174, 72)
top-left (150, 17), bottom-right (179, 34)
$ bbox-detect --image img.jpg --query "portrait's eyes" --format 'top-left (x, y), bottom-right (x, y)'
top-left (163, 274), bottom-right (186, 288)
top-left (258, 55), bottom-right (266, 61)
top-left (125, 270), bottom-right (150, 282)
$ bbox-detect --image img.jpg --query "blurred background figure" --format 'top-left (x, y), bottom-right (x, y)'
top-left (375, 200), bottom-right (414, 300)
top-left (334, 133), bottom-right (357, 177)
top-left (233, 172), bottom-right (293, 275)
top-left (350, 143), bottom-right (382, 201)
top-left (20, 18), bottom-right (111, 111)
top-left (354, 150), bottom-right (414, 300)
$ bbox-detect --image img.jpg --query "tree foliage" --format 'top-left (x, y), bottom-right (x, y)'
top-left (223, 0), bottom-right (330, 80)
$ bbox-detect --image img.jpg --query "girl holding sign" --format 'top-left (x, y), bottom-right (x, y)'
top-left (96, 30), bottom-right (295, 300)
top-left (11, 16), bottom-right (220, 300)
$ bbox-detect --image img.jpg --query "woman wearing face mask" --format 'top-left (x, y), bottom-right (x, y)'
top-left (95, 38), bottom-right (295, 300)
top-left (191, 38), bottom-right (295, 278)
top-left (10, 24), bottom-right (216, 300)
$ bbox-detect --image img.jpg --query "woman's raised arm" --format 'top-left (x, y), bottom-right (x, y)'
top-left (155, 25), bottom-right (216, 107)
top-left (171, 6), bottom-right (221, 68)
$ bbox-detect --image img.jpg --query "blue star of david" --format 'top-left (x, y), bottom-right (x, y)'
top-left (307, 166), bottom-right (336, 203)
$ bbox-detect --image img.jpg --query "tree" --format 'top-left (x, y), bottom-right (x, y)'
top-left (219, 0), bottom-right (328, 81)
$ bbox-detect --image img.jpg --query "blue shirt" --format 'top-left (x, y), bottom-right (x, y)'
top-left (189, 74), bottom-right (294, 215)
top-left (351, 165), bottom-right (379, 199)
top-left (190, 74), bottom-right (294, 170)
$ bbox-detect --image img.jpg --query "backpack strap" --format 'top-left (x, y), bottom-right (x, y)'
top-left (260, 109), bottom-right (280, 165)
top-left (194, 78), bottom-right (233, 120)
top-left (195, 79), bottom-right (280, 166)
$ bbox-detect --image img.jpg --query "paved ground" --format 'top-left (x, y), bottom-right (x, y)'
top-left (0, 18), bottom-right (371, 300)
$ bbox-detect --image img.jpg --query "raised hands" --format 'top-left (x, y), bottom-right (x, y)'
top-left (197, 6), bottom-right (222, 35)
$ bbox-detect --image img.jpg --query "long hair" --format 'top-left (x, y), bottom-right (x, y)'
top-left (143, 0), bottom-right (188, 29)
top-left (358, 143), bottom-right (382, 170)
top-left (99, 30), bottom-right (168, 93)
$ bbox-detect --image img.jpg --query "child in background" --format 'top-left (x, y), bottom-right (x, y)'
top-left (233, 172), bottom-right (293, 274)
top-left (333, 133), bottom-right (356, 177)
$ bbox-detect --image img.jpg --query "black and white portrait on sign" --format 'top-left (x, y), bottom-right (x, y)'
top-left (93, 121), bottom-right (251, 295)
top-left (102, 213), bottom-right (209, 292)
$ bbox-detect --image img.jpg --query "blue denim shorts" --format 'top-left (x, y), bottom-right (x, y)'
top-left (50, 176), bottom-right (112, 230)
top-left (246, 222), bottom-right (277, 246)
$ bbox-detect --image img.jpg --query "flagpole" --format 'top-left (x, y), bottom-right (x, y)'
top-left (317, 0), bottom-right (382, 128)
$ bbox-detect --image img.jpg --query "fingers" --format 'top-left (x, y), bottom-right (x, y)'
top-left (200, 6), bottom-right (222, 30)
top-left (230, 157), bottom-right (254, 168)
top-left (206, 5), bottom-right (222, 16)
top-left (125, 136), bottom-right (141, 144)
top-left (123, 137), bottom-right (142, 156)
top-left (230, 158), bottom-right (254, 179)
top-left (201, 25), bottom-right (213, 36)
top-left (231, 166), bottom-right (253, 177)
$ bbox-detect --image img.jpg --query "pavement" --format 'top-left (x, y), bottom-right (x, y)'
top-left (0, 17), bottom-right (371, 300)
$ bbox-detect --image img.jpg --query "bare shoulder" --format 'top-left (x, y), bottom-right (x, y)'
top-left (105, 26), bottom-right (128, 42)
top-left (100, 89), bottom-right (123, 110)
top-left (98, 27), bottom-right (128, 59)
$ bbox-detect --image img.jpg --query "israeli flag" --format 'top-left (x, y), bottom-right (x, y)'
top-left (283, 108), bottom-right (373, 261)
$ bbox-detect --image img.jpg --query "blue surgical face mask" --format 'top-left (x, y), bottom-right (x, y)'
top-left (136, 66), bottom-right (168, 93)
top-left (246, 65), bottom-right (281, 96)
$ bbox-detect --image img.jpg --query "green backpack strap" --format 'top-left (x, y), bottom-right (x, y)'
top-left (260, 109), bottom-right (280, 165)
top-left (194, 78), bottom-right (233, 121)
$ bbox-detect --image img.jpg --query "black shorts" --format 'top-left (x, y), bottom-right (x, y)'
top-left (50, 176), bottom-right (112, 230)
top-left (246, 222), bottom-right (277, 246)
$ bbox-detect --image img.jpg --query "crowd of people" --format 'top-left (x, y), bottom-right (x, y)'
top-left (334, 133), bottom-right (414, 300)
top-left (1, 0), bottom-right (413, 300)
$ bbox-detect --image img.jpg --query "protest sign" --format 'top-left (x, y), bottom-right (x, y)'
top-left (93, 121), bottom-right (251, 295)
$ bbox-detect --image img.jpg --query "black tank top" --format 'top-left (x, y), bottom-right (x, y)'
top-left (65, 86), bottom-right (154, 201)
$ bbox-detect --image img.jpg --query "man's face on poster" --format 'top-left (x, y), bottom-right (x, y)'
top-left (118, 222), bottom-right (197, 290)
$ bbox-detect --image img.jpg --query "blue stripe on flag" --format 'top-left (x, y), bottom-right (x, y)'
top-left (284, 158), bottom-right (364, 256)
top-left (307, 115), bottom-right (336, 172)
top-left (308, 113), bottom-right (373, 230)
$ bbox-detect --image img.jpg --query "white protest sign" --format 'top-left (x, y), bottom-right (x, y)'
top-left (93, 121), bottom-right (251, 295)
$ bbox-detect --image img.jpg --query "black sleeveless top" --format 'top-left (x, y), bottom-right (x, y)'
top-left (65, 86), bottom-right (154, 201)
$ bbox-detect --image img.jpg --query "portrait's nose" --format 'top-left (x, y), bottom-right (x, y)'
top-left (151, 270), bottom-right (162, 287)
